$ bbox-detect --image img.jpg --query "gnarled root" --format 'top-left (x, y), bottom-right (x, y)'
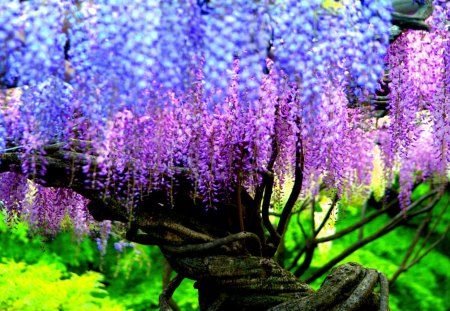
top-left (268, 262), bottom-right (389, 311)
top-left (161, 251), bottom-right (388, 311)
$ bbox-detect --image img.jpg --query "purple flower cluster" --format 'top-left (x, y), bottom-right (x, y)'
top-left (96, 62), bottom-right (279, 203)
top-left (0, 172), bottom-right (28, 222)
top-left (0, 1), bottom-right (394, 148)
top-left (384, 1), bottom-right (450, 208)
top-left (0, 174), bottom-right (93, 236)
top-left (94, 64), bottom-right (380, 206)
top-left (0, 1), bottom-right (449, 236)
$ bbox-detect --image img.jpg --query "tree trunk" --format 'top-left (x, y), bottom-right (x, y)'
top-left (0, 147), bottom-right (388, 310)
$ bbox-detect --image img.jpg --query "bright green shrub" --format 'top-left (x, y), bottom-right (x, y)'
top-left (0, 259), bottom-right (126, 311)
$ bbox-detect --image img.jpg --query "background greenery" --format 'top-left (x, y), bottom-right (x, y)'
top-left (280, 185), bottom-right (450, 311)
top-left (1, 187), bottom-right (449, 311)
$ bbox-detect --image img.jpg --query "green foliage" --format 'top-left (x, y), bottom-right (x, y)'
top-left (282, 187), bottom-right (450, 311)
top-left (0, 259), bottom-right (125, 311)
top-left (0, 212), bottom-right (198, 311)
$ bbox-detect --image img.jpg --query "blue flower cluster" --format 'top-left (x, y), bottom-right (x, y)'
top-left (68, 0), bottom-right (163, 122)
top-left (272, 0), bottom-right (391, 92)
top-left (0, 1), bottom-right (23, 87)
top-left (271, 0), bottom-right (323, 83)
top-left (0, 1), bottom-right (69, 153)
top-left (18, 77), bottom-right (74, 143)
top-left (0, 0), bottom-right (393, 140)
top-left (67, 0), bottom-right (273, 116)
top-left (345, 1), bottom-right (392, 91)
top-left (201, 1), bottom-right (270, 100)
top-left (157, 1), bottom-right (203, 92)
top-left (5, 0), bottom-right (66, 86)
top-left (113, 241), bottom-right (134, 252)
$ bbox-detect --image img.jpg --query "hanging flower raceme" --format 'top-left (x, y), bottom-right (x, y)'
top-left (0, 172), bottom-right (28, 221)
top-left (0, 173), bottom-right (93, 236)
top-left (2, 0), bottom-right (449, 234)
top-left (384, 1), bottom-right (450, 208)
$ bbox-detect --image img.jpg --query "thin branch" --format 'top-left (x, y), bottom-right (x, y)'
top-left (287, 198), bottom-right (334, 272)
top-left (412, 195), bottom-right (450, 262)
top-left (261, 172), bottom-right (281, 246)
top-left (297, 208), bottom-right (309, 241)
top-left (403, 222), bottom-right (450, 271)
top-left (316, 191), bottom-right (436, 243)
top-left (162, 260), bottom-right (181, 311)
top-left (292, 198), bottom-right (339, 277)
top-left (310, 197), bottom-right (316, 236)
top-left (236, 168), bottom-right (245, 232)
top-left (286, 215), bottom-right (307, 270)
top-left (287, 246), bottom-right (306, 271)
top-left (266, 208), bottom-right (304, 217)
top-left (276, 137), bottom-right (304, 239)
top-left (267, 211), bottom-right (282, 217)
top-left (159, 274), bottom-right (184, 311)
top-left (269, 199), bottom-right (310, 217)
top-left (315, 206), bottom-right (388, 243)
top-left (293, 240), bottom-right (316, 277)
top-left (305, 195), bottom-right (440, 284)
top-left (390, 197), bottom-right (450, 280)
top-left (314, 196), bottom-right (338, 236)
top-left (389, 210), bottom-right (432, 285)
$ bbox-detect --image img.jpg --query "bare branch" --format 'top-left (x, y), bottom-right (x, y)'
top-left (314, 196), bottom-right (338, 236)
top-left (389, 210), bottom-right (432, 285)
top-left (276, 136), bottom-right (304, 240)
top-left (403, 222), bottom-right (450, 271)
top-left (159, 274), bottom-right (184, 311)
top-left (358, 200), bottom-right (368, 241)
top-left (316, 191), bottom-right (436, 244)
top-left (293, 241), bottom-right (316, 277)
top-left (288, 198), bottom-right (337, 273)
top-left (261, 172), bottom-right (281, 250)
top-left (412, 195), bottom-right (450, 261)
top-left (389, 196), bottom-right (450, 283)
top-left (305, 195), bottom-right (440, 284)
top-left (236, 168), bottom-right (245, 232)
top-left (162, 260), bottom-right (181, 311)
top-left (310, 198), bottom-right (316, 236)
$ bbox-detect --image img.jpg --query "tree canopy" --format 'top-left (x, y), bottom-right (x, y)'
top-left (0, 0), bottom-right (449, 310)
